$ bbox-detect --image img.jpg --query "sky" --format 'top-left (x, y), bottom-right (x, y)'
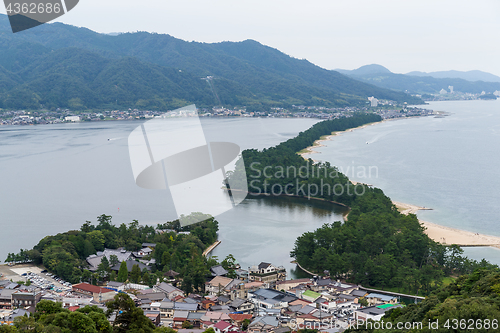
top-left (2, 0), bottom-right (500, 76)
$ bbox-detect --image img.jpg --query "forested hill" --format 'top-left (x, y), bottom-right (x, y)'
top-left (337, 64), bottom-right (500, 95)
top-left (347, 267), bottom-right (500, 333)
top-left (0, 14), bottom-right (422, 110)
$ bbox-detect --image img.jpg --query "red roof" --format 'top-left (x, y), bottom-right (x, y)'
top-left (214, 321), bottom-right (232, 330)
top-left (68, 306), bottom-right (80, 312)
top-left (228, 313), bottom-right (253, 322)
top-left (72, 283), bottom-right (114, 294)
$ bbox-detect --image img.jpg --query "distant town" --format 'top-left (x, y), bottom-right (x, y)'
top-left (0, 98), bottom-right (437, 126)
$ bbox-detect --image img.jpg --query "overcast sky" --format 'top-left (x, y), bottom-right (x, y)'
top-left (3, 0), bottom-right (500, 76)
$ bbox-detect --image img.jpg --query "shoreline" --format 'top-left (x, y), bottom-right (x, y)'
top-left (393, 201), bottom-right (500, 250)
top-left (299, 118), bottom-right (500, 251)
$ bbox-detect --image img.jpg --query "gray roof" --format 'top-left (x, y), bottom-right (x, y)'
top-left (107, 281), bottom-right (124, 288)
top-left (0, 289), bottom-right (17, 298)
top-left (142, 243), bottom-right (156, 247)
top-left (287, 304), bottom-right (304, 313)
top-left (137, 292), bottom-right (166, 301)
top-left (174, 303), bottom-right (198, 311)
top-left (250, 316), bottom-right (279, 327)
top-left (258, 262), bottom-right (271, 270)
top-left (230, 298), bottom-right (246, 308)
top-left (210, 265), bottom-right (229, 277)
top-left (217, 295), bottom-right (230, 304)
top-left (173, 310), bottom-right (189, 319)
top-left (366, 293), bottom-right (397, 302)
top-left (187, 312), bottom-right (205, 320)
top-left (184, 297), bottom-right (199, 304)
top-left (298, 305), bottom-right (316, 314)
top-left (87, 248), bottom-right (133, 270)
top-left (316, 278), bottom-right (332, 286)
top-left (111, 260), bottom-right (150, 272)
top-left (350, 290), bottom-right (366, 297)
top-left (157, 282), bottom-right (182, 295)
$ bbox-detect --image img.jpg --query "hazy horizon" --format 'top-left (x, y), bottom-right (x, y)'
top-left (1, 0), bottom-right (499, 77)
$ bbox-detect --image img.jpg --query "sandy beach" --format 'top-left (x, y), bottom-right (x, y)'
top-left (298, 121), bottom-right (382, 158)
top-left (300, 120), bottom-right (500, 250)
top-left (393, 201), bottom-right (500, 250)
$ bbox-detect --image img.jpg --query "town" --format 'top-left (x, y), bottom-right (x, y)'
top-left (0, 100), bottom-right (436, 126)
top-left (0, 243), bottom-right (413, 332)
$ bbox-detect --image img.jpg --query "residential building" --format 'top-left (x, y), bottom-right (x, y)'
top-left (248, 263), bottom-right (286, 287)
top-left (72, 283), bottom-right (116, 303)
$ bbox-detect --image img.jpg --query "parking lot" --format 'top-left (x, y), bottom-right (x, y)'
top-left (1, 264), bottom-right (72, 292)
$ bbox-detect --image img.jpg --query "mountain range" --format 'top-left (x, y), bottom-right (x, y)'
top-left (336, 64), bottom-right (500, 95)
top-left (0, 14), bottom-right (421, 111)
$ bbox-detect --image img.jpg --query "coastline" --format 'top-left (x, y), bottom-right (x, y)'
top-left (394, 202), bottom-right (500, 250)
top-left (300, 118), bottom-right (500, 251)
top-left (298, 121), bottom-right (383, 158)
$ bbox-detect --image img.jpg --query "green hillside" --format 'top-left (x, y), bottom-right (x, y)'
top-left (0, 14), bottom-right (422, 110)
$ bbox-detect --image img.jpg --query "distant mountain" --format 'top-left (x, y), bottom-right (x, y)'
top-left (0, 14), bottom-right (422, 110)
top-left (335, 64), bottom-right (392, 76)
top-left (338, 64), bottom-right (500, 95)
top-left (406, 70), bottom-right (500, 83)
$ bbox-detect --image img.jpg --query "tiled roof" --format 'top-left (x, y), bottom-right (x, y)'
top-left (72, 283), bottom-right (114, 294)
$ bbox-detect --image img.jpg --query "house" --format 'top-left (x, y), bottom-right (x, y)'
top-left (230, 281), bottom-right (265, 300)
top-left (144, 310), bottom-right (161, 327)
top-left (206, 276), bottom-right (239, 296)
top-left (249, 289), bottom-right (297, 310)
top-left (155, 282), bottom-right (184, 300)
top-left (86, 248), bottom-right (133, 271)
top-left (213, 320), bottom-right (239, 333)
top-left (354, 304), bottom-right (403, 322)
top-left (249, 263), bottom-right (286, 287)
top-left (228, 313), bottom-right (253, 326)
top-left (11, 291), bottom-right (42, 308)
top-left (201, 299), bottom-right (216, 310)
top-left (276, 279), bottom-right (310, 292)
top-left (310, 278), bottom-right (332, 292)
top-left (110, 260), bottom-right (150, 273)
top-left (328, 282), bottom-right (358, 295)
top-left (173, 310), bottom-right (190, 328)
top-left (0, 308), bottom-right (32, 325)
top-left (137, 291), bottom-right (167, 303)
top-left (106, 281), bottom-right (125, 291)
top-left (301, 290), bottom-right (321, 302)
top-left (211, 265), bottom-right (229, 277)
top-left (72, 283), bottom-right (116, 303)
top-left (0, 289), bottom-right (17, 309)
top-left (247, 316), bottom-right (280, 333)
top-left (365, 293), bottom-right (398, 306)
top-left (187, 312), bottom-right (205, 328)
top-left (229, 298), bottom-right (254, 313)
top-left (136, 247), bottom-right (153, 257)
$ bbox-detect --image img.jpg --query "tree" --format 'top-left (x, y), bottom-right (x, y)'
top-left (182, 320), bottom-right (193, 329)
top-left (142, 271), bottom-right (150, 286)
top-left (242, 318), bottom-right (251, 331)
top-left (117, 262), bottom-right (128, 283)
top-left (109, 255), bottom-right (120, 267)
top-left (97, 256), bottom-right (110, 279)
top-left (106, 293), bottom-right (155, 333)
top-left (130, 264), bottom-right (142, 284)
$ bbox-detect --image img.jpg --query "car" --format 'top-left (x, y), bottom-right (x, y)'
top-left (41, 270), bottom-right (48, 273)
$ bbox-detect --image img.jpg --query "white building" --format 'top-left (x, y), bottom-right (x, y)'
top-left (367, 96), bottom-right (378, 107)
top-left (65, 116), bottom-right (80, 122)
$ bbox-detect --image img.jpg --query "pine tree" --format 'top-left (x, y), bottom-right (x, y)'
top-left (117, 261), bottom-right (128, 283)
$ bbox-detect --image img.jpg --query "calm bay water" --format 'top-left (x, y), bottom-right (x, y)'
top-left (2, 100), bottom-right (499, 275)
top-left (306, 99), bottom-right (500, 265)
top-left (1, 117), bottom-right (339, 275)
